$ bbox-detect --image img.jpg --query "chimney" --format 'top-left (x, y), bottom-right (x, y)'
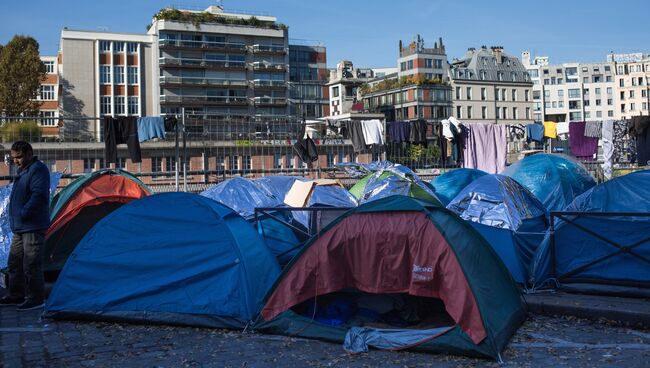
top-left (491, 46), bottom-right (504, 64)
top-left (466, 47), bottom-right (476, 59)
top-left (522, 51), bottom-right (531, 66)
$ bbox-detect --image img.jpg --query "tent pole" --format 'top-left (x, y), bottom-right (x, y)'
top-left (175, 113), bottom-right (180, 192)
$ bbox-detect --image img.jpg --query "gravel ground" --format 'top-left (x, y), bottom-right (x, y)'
top-left (1, 306), bottom-right (649, 368)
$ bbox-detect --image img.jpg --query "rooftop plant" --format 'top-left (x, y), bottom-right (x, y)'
top-left (153, 8), bottom-right (287, 30)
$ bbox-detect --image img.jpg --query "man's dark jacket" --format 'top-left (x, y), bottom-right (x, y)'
top-left (9, 157), bottom-right (50, 233)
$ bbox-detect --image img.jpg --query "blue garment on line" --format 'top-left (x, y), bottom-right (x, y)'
top-left (526, 124), bottom-right (544, 142)
top-left (137, 117), bottom-right (166, 142)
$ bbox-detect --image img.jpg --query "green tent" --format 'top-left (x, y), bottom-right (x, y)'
top-left (45, 169), bottom-right (151, 277)
top-left (255, 196), bottom-right (525, 360)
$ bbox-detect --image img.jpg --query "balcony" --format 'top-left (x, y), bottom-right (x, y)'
top-left (159, 39), bottom-right (247, 52)
top-left (159, 57), bottom-right (246, 70)
top-left (250, 44), bottom-right (287, 54)
top-left (160, 95), bottom-right (249, 106)
top-left (251, 96), bottom-right (287, 106)
top-left (251, 79), bottom-right (286, 88)
top-left (159, 76), bottom-right (248, 88)
top-left (249, 61), bottom-right (287, 71)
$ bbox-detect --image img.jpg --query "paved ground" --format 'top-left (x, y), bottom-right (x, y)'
top-left (1, 306), bottom-right (649, 368)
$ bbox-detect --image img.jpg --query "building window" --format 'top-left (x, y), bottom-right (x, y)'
top-left (39, 111), bottom-right (56, 127)
top-left (327, 153), bottom-right (335, 167)
top-left (39, 85), bottom-right (55, 100)
top-left (332, 86), bottom-right (339, 98)
top-left (114, 96), bottom-right (125, 115)
top-left (114, 66), bottom-right (124, 84)
top-left (525, 90), bottom-right (530, 102)
top-left (482, 106), bottom-right (487, 119)
top-left (127, 66), bottom-right (138, 85)
top-left (607, 98), bottom-right (613, 105)
top-left (568, 89), bottom-right (580, 98)
top-left (424, 59), bottom-right (433, 68)
top-left (127, 42), bottom-right (138, 54)
top-left (585, 111), bottom-right (591, 119)
top-left (558, 101), bottom-right (564, 108)
top-left (456, 105), bottom-right (462, 119)
top-left (512, 89), bottom-right (517, 101)
top-left (164, 156), bottom-right (175, 171)
top-left (407, 60), bottom-right (413, 70)
top-left (274, 153), bottom-right (283, 169)
top-left (99, 40), bottom-right (110, 53)
top-left (526, 107), bottom-right (530, 119)
top-left (608, 110), bottom-right (614, 117)
top-left (230, 155), bottom-right (239, 171)
top-left (100, 65), bottom-right (111, 84)
top-left (607, 87), bottom-right (613, 95)
top-left (501, 89), bottom-right (507, 101)
top-left (128, 96), bottom-right (139, 115)
top-left (43, 61), bottom-right (55, 74)
top-left (481, 88), bottom-right (486, 100)
top-left (584, 100), bottom-right (590, 107)
top-left (114, 42), bottom-right (124, 53)
top-left (467, 106), bottom-right (472, 119)
top-left (513, 107), bottom-right (518, 119)
top-left (434, 59), bottom-right (443, 69)
top-left (83, 158), bottom-right (95, 173)
top-left (544, 90), bottom-right (550, 98)
top-left (596, 111), bottom-right (602, 118)
top-left (100, 96), bottom-right (111, 115)
top-left (502, 107), bottom-right (508, 119)
top-left (466, 87), bottom-right (472, 100)
top-left (244, 156), bottom-right (252, 171)
top-left (630, 90), bottom-right (635, 98)
top-left (595, 88), bottom-right (601, 95)
top-left (496, 107), bottom-right (500, 119)
top-left (151, 157), bottom-right (162, 172)
top-left (631, 103), bottom-right (636, 111)
top-left (606, 76), bottom-right (612, 82)
top-left (619, 79), bottom-right (624, 87)
top-left (620, 91), bottom-right (625, 100)
top-left (455, 87), bottom-right (461, 99)
top-left (596, 99), bottom-right (601, 106)
top-left (558, 90), bottom-right (564, 98)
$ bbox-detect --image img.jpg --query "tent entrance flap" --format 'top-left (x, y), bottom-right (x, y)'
top-left (291, 290), bottom-right (456, 352)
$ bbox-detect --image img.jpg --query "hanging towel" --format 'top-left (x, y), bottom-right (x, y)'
top-left (556, 122), bottom-right (570, 141)
top-left (137, 117), bottom-right (166, 142)
top-left (526, 123), bottom-right (544, 142)
top-left (344, 121), bottom-right (367, 152)
top-left (361, 119), bottom-right (385, 145)
top-left (584, 121), bottom-right (602, 138)
top-left (601, 120), bottom-right (614, 179)
top-left (568, 121), bottom-right (598, 160)
top-left (542, 121), bottom-right (557, 138)
top-left (462, 123), bottom-right (507, 174)
top-left (104, 116), bottom-right (142, 164)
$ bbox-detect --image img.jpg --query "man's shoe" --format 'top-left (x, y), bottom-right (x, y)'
top-left (0, 295), bottom-right (24, 305)
top-left (16, 300), bottom-right (44, 311)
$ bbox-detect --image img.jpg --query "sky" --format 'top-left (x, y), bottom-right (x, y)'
top-left (1, 0), bottom-right (648, 68)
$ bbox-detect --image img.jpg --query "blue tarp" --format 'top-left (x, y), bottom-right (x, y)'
top-left (431, 168), bottom-right (488, 205)
top-left (502, 154), bottom-right (596, 211)
top-left (1, 172), bottom-right (62, 269)
top-left (255, 176), bottom-right (304, 203)
top-left (45, 193), bottom-right (280, 328)
top-left (200, 177), bottom-right (282, 219)
top-left (447, 174), bottom-right (548, 283)
top-left (530, 170), bottom-right (650, 288)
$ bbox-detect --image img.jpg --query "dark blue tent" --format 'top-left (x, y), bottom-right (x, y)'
top-left (502, 154), bottom-right (596, 211)
top-left (530, 170), bottom-right (650, 290)
top-left (447, 175), bottom-right (548, 283)
top-left (45, 192), bottom-right (280, 328)
top-left (431, 169), bottom-right (488, 205)
top-left (255, 176), bottom-right (304, 202)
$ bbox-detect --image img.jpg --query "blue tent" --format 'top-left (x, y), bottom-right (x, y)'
top-left (447, 175), bottom-right (548, 283)
top-left (530, 170), bottom-right (650, 290)
top-left (431, 168), bottom-right (488, 205)
top-left (45, 192), bottom-right (280, 328)
top-left (255, 176), bottom-right (304, 203)
top-left (502, 154), bottom-right (596, 211)
top-left (200, 177), bottom-right (282, 219)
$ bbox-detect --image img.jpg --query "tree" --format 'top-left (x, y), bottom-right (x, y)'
top-left (0, 35), bottom-right (46, 117)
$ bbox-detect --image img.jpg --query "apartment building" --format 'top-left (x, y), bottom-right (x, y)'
top-left (523, 52), bottom-right (616, 122)
top-left (59, 29), bottom-right (156, 141)
top-left (36, 56), bottom-right (61, 137)
top-left (361, 36), bottom-right (453, 122)
top-left (148, 6), bottom-right (289, 120)
top-left (451, 47), bottom-right (533, 124)
top-left (609, 53), bottom-right (650, 120)
top-left (288, 43), bottom-right (329, 119)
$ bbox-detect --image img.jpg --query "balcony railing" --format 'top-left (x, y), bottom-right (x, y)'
top-left (251, 44), bottom-right (287, 53)
top-left (252, 79), bottom-right (286, 88)
top-left (249, 62), bottom-right (287, 70)
top-left (159, 39), bottom-right (247, 51)
top-left (159, 57), bottom-right (246, 69)
top-left (160, 95), bottom-right (249, 104)
top-left (159, 76), bottom-right (248, 87)
top-left (252, 96), bottom-right (287, 105)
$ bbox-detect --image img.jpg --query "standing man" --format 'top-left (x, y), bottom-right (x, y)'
top-left (0, 141), bottom-right (50, 311)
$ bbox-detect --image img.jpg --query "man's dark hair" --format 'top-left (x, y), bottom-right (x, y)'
top-left (11, 141), bottom-right (33, 155)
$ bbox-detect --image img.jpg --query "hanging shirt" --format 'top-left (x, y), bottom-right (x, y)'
top-left (526, 123), bottom-right (544, 142)
top-left (543, 121), bottom-right (557, 138)
top-left (441, 119), bottom-right (454, 140)
top-left (344, 121), bottom-right (367, 152)
top-left (104, 116), bottom-right (142, 163)
top-left (584, 121), bottom-right (603, 138)
top-left (137, 117), bottom-right (166, 142)
top-left (361, 119), bottom-right (385, 145)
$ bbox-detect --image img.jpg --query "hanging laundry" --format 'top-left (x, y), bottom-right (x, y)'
top-left (409, 120), bottom-right (428, 146)
top-left (601, 120), bottom-right (614, 179)
top-left (526, 123), bottom-right (544, 142)
top-left (137, 117), bottom-right (166, 142)
top-left (568, 121), bottom-right (598, 160)
top-left (164, 116), bottom-right (178, 131)
top-left (613, 120), bottom-right (636, 163)
top-left (508, 124), bottom-right (526, 140)
top-left (293, 122), bottom-right (319, 166)
top-left (542, 121), bottom-right (557, 138)
top-left (463, 123), bottom-right (507, 174)
top-left (104, 116), bottom-right (141, 164)
top-left (584, 121), bottom-right (603, 138)
top-left (555, 122), bottom-right (570, 141)
top-left (388, 121), bottom-right (410, 143)
top-left (441, 119), bottom-right (454, 140)
top-left (630, 116), bottom-right (650, 166)
top-left (343, 121), bottom-right (367, 152)
top-left (361, 119), bottom-right (385, 146)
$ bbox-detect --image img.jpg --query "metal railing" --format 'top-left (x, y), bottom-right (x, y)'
top-left (159, 76), bottom-right (248, 87)
top-left (251, 79), bottom-right (286, 88)
top-left (159, 39), bottom-right (247, 51)
top-left (251, 44), bottom-right (287, 53)
top-left (159, 95), bottom-right (248, 104)
top-left (159, 57), bottom-right (246, 68)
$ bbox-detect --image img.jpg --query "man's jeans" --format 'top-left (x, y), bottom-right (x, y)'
top-left (7, 231), bottom-right (45, 303)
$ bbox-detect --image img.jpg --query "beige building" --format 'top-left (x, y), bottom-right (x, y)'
top-left (450, 47), bottom-right (533, 124)
top-left (610, 53), bottom-right (650, 120)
